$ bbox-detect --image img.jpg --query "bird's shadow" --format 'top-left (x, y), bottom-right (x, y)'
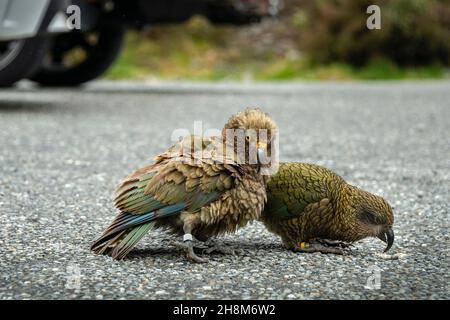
top-left (0, 100), bottom-right (59, 113)
top-left (125, 239), bottom-right (284, 261)
top-left (128, 247), bottom-right (176, 257)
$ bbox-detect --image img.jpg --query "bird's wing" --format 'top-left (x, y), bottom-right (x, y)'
top-left (91, 157), bottom-right (238, 259)
top-left (114, 160), bottom-right (237, 217)
top-left (264, 163), bottom-right (331, 220)
top-left (114, 134), bottom-right (237, 215)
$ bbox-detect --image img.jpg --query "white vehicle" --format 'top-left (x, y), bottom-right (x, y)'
top-left (0, 0), bottom-right (280, 87)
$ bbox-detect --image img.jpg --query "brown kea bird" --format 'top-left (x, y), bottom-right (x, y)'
top-left (91, 108), bottom-right (278, 262)
top-left (261, 162), bottom-right (394, 254)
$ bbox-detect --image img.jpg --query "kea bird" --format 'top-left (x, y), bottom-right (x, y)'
top-left (91, 108), bottom-right (278, 262)
top-left (261, 162), bottom-right (394, 254)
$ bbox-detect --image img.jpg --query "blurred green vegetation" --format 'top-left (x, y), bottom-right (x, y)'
top-left (106, 0), bottom-right (449, 81)
top-left (297, 0), bottom-right (450, 67)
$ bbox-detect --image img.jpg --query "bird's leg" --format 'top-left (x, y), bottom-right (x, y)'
top-left (202, 239), bottom-right (244, 256)
top-left (293, 241), bottom-right (344, 255)
top-left (168, 239), bottom-right (203, 250)
top-left (316, 238), bottom-right (353, 248)
top-left (182, 222), bottom-right (208, 263)
top-left (184, 234), bottom-right (208, 263)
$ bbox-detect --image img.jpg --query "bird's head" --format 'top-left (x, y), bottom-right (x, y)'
top-left (222, 108), bottom-right (278, 173)
top-left (350, 188), bottom-right (395, 252)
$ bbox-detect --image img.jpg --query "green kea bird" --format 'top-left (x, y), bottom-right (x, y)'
top-left (91, 108), bottom-right (278, 262)
top-left (261, 162), bottom-right (394, 254)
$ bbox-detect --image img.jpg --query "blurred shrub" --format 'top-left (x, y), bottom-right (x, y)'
top-left (107, 1), bottom-right (448, 80)
top-left (296, 0), bottom-right (450, 66)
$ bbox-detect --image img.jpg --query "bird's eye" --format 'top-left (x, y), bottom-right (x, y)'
top-left (358, 210), bottom-right (382, 225)
top-left (245, 136), bottom-right (250, 141)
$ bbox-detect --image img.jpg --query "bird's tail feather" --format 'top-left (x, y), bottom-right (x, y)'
top-left (90, 202), bottom-right (185, 259)
top-left (111, 221), bottom-right (155, 260)
top-left (90, 211), bottom-right (156, 259)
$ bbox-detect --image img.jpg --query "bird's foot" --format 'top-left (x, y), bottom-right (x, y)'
top-left (168, 239), bottom-right (208, 263)
top-left (293, 241), bottom-right (345, 255)
top-left (202, 240), bottom-right (244, 256)
top-left (316, 238), bottom-right (353, 248)
top-left (186, 241), bottom-right (208, 263)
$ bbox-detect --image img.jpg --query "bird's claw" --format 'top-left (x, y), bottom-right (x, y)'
top-left (293, 242), bottom-right (345, 255)
top-left (185, 240), bottom-right (208, 263)
top-left (169, 239), bottom-right (208, 263)
top-left (316, 239), bottom-right (353, 248)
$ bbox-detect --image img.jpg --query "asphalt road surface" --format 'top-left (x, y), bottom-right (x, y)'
top-left (0, 81), bottom-right (449, 299)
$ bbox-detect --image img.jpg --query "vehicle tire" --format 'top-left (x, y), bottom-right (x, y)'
top-left (0, 37), bottom-right (48, 87)
top-left (30, 24), bottom-right (126, 86)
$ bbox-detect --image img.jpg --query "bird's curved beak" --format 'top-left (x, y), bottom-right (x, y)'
top-left (377, 226), bottom-right (394, 252)
top-left (256, 141), bottom-right (268, 165)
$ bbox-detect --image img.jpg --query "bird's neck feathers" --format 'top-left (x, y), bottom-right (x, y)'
top-left (332, 186), bottom-right (384, 242)
top-left (239, 165), bottom-right (271, 187)
top-left (316, 185), bottom-right (367, 243)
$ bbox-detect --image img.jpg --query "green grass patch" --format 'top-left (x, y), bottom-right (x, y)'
top-left (105, 26), bottom-right (448, 81)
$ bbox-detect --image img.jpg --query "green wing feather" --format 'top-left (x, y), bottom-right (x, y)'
top-left (91, 138), bottom-right (238, 259)
top-left (264, 162), bottom-right (342, 220)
